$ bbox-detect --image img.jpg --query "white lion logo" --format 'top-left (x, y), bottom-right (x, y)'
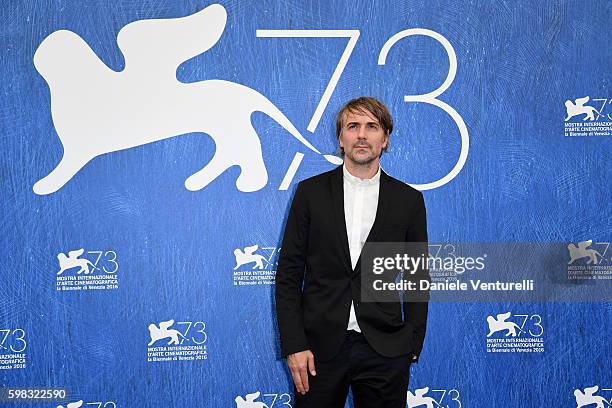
top-left (574, 386), bottom-right (610, 408)
top-left (235, 391), bottom-right (269, 408)
top-left (565, 96), bottom-right (599, 121)
top-left (57, 401), bottom-right (83, 408)
top-left (568, 240), bottom-right (603, 265)
top-left (486, 312), bottom-right (521, 337)
top-left (234, 244), bottom-right (268, 270)
top-left (57, 248), bottom-right (95, 275)
top-left (148, 319), bottom-right (186, 346)
top-left (33, 4), bottom-right (340, 195)
top-left (407, 387), bottom-right (436, 408)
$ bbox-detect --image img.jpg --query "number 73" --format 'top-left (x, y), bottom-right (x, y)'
top-left (257, 28), bottom-right (469, 191)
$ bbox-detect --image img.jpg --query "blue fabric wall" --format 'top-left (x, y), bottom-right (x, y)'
top-left (1, 1), bottom-right (610, 407)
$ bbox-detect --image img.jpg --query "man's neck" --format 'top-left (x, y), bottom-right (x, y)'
top-left (343, 159), bottom-right (380, 180)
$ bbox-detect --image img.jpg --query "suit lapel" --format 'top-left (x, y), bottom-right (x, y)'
top-left (364, 169), bottom-right (391, 245)
top-left (331, 165), bottom-right (392, 275)
top-left (330, 165), bottom-right (352, 274)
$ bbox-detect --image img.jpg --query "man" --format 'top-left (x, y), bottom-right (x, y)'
top-left (275, 96), bottom-right (429, 408)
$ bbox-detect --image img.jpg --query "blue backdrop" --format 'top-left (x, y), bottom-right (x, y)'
top-left (1, 0), bottom-right (610, 407)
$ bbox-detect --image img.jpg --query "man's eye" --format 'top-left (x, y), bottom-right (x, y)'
top-left (347, 124), bottom-right (356, 129)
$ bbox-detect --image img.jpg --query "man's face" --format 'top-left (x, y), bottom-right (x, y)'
top-left (339, 109), bottom-right (388, 166)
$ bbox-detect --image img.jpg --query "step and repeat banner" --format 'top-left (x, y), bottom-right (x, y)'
top-left (1, 0), bottom-right (610, 407)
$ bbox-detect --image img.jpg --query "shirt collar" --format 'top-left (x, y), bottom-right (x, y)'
top-left (342, 163), bottom-right (381, 186)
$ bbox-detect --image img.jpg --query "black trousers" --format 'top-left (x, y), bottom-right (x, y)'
top-left (294, 331), bottom-right (412, 408)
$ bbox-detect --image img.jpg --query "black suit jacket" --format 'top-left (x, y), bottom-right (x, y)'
top-left (275, 165), bottom-right (429, 362)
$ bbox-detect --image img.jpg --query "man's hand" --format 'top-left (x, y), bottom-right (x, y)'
top-left (287, 350), bottom-right (316, 395)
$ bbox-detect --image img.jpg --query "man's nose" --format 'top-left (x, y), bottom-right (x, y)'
top-left (357, 126), bottom-right (367, 138)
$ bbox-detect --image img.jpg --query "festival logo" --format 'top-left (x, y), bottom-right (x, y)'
top-left (564, 97), bottom-right (611, 137)
top-left (235, 391), bottom-right (292, 408)
top-left (146, 319), bottom-right (208, 363)
top-left (407, 387), bottom-right (462, 408)
top-left (33, 4), bottom-right (470, 195)
top-left (55, 249), bottom-right (119, 292)
top-left (485, 312), bottom-right (544, 353)
top-left (232, 244), bottom-right (279, 286)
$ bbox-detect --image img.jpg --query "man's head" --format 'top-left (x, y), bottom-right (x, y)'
top-left (335, 97), bottom-right (393, 166)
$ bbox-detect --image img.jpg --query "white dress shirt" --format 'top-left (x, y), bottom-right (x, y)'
top-left (343, 163), bottom-right (381, 332)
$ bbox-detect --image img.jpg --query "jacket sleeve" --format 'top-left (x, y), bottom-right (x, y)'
top-left (403, 191), bottom-right (429, 363)
top-left (275, 181), bottom-right (310, 357)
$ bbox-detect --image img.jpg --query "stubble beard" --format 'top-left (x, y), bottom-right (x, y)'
top-left (345, 146), bottom-right (378, 166)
